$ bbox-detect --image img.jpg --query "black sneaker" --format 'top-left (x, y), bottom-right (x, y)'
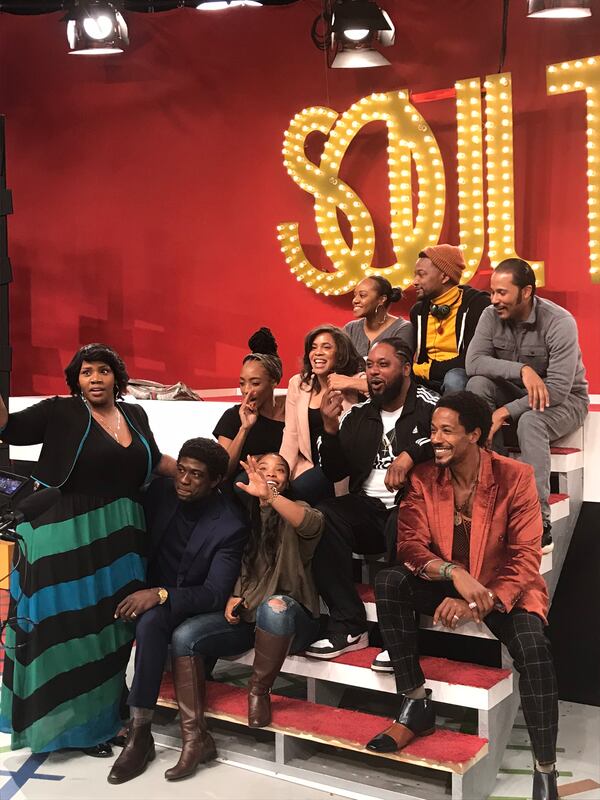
top-left (304, 631), bottom-right (368, 659)
top-left (542, 523), bottom-right (554, 554)
top-left (371, 649), bottom-right (394, 673)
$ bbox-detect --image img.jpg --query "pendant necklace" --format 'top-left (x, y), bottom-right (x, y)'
top-left (87, 399), bottom-right (122, 441)
top-left (454, 482), bottom-right (477, 526)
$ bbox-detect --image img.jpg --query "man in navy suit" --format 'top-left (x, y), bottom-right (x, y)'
top-left (107, 438), bottom-right (248, 785)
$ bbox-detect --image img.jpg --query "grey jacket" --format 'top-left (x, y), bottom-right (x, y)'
top-left (466, 297), bottom-right (589, 420)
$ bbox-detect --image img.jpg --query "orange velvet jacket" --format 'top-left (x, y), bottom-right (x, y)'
top-left (397, 449), bottom-right (549, 622)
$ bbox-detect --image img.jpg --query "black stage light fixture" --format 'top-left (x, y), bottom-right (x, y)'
top-left (195, 0), bottom-right (263, 8)
top-left (527, 0), bottom-right (591, 17)
top-left (312, 0), bottom-right (394, 69)
top-left (66, 1), bottom-right (129, 55)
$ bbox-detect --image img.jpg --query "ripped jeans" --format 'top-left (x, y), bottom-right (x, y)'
top-left (170, 595), bottom-right (321, 670)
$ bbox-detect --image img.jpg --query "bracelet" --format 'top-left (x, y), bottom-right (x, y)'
top-left (439, 561), bottom-right (457, 580)
top-left (260, 485), bottom-right (280, 506)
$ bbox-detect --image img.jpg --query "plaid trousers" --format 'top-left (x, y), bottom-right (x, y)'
top-left (375, 565), bottom-right (558, 764)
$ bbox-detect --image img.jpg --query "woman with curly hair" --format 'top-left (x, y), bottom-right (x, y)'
top-left (0, 343), bottom-right (175, 756)
top-left (280, 324), bottom-right (362, 504)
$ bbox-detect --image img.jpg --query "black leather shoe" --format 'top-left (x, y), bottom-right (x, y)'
top-left (367, 689), bottom-right (435, 753)
top-left (81, 742), bottom-right (113, 757)
top-left (533, 768), bottom-right (559, 800)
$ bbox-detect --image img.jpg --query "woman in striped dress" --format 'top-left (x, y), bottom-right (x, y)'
top-left (0, 343), bottom-right (175, 756)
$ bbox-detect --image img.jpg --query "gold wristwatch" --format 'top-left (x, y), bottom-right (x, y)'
top-left (157, 587), bottom-right (169, 605)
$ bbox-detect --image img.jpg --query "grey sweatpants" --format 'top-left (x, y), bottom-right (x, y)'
top-left (466, 376), bottom-right (587, 524)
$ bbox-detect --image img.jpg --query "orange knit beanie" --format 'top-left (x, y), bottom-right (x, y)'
top-left (422, 245), bottom-right (466, 285)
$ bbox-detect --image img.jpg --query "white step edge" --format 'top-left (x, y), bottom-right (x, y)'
top-left (227, 649), bottom-right (513, 711)
top-left (550, 496), bottom-right (569, 523)
top-left (510, 450), bottom-right (584, 473)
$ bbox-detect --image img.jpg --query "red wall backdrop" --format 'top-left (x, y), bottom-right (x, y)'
top-left (0, 1), bottom-right (599, 395)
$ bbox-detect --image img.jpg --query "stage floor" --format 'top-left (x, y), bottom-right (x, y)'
top-left (1, 676), bottom-right (598, 800)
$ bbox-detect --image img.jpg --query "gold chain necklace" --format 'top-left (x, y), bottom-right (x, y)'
top-left (90, 405), bottom-right (122, 441)
top-left (453, 480), bottom-right (478, 526)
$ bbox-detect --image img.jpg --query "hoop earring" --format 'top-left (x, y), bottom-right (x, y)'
top-left (375, 304), bottom-right (388, 326)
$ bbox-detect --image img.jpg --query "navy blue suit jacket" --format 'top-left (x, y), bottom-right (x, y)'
top-left (144, 478), bottom-right (248, 619)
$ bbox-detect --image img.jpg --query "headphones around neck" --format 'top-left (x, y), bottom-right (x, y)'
top-left (430, 303), bottom-right (452, 320)
top-left (430, 290), bottom-right (462, 320)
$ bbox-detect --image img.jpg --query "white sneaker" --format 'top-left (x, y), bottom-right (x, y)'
top-left (370, 649), bottom-right (394, 673)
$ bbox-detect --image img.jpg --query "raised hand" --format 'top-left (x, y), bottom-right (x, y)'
top-left (235, 456), bottom-right (271, 501)
top-left (320, 387), bottom-right (344, 435)
top-left (239, 393), bottom-right (259, 430)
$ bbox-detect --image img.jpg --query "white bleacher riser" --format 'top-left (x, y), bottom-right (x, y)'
top-left (550, 495), bottom-right (569, 522)
top-left (510, 448), bottom-right (583, 472)
top-left (229, 650), bottom-right (513, 711)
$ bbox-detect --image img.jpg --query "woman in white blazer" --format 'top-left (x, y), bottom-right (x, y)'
top-left (280, 325), bottom-right (362, 504)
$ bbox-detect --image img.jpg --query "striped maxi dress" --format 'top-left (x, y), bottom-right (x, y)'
top-left (0, 420), bottom-right (152, 752)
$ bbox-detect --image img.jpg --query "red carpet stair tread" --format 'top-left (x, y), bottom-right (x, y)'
top-left (331, 647), bottom-right (511, 689)
top-left (157, 676), bottom-right (488, 773)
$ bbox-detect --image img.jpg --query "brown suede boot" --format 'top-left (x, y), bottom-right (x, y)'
top-left (107, 722), bottom-right (155, 784)
top-left (164, 655), bottom-right (217, 781)
top-left (248, 629), bottom-right (293, 728)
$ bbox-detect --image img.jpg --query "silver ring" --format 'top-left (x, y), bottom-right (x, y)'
top-left (488, 592), bottom-right (494, 599)
top-left (468, 602), bottom-right (478, 609)
top-left (452, 614), bottom-right (460, 621)
top-left (131, 612), bottom-right (137, 618)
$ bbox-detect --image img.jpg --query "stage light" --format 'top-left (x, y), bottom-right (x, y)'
top-left (196, 0), bottom-right (262, 8)
top-left (312, 0), bottom-right (394, 69)
top-left (67, 1), bottom-right (128, 55)
top-left (331, 2), bottom-right (394, 68)
top-left (331, 43), bottom-right (391, 68)
top-left (331, 0), bottom-right (391, 40)
top-left (527, 0), bottom-right (591, 18)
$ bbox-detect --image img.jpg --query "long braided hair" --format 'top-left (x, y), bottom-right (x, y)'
top-left (238, 453), bottom-right (291, 596)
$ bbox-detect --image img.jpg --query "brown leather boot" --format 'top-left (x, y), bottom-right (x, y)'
top-left (164, 655), bottom-right (217, 781)
top-left (248, 629), bottom-right (293, 728)
top-left (107, 722), bottom-right (155, 784)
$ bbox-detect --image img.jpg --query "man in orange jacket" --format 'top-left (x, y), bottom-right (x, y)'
top-left (367, 391), bottom-right (558, 800)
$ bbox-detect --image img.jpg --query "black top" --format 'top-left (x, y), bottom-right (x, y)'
top-left (213, 406), bottom-right (284, 471)
top-left (410, 285), bottom-right (490, 386)
top-left (319, 382), bottom-right (439, 495)
top-left (0, 396), bottom-right (161, 489)
top-left (63, 419), bottom-right (149, 499)
top-left (308, 407), bottom-right (325, 467)
top-left (152, 498), bottom-right (209, 587)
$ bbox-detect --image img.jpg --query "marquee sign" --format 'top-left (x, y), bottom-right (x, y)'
top-left (277, 56), bottom-right (600, 295)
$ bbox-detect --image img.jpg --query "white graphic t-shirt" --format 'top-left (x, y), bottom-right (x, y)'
top-left (362, 406), bottom-right (404, 509)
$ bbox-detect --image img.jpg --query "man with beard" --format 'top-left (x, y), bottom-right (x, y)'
top-left (466, 258), bottom-right (588, 553)
top-left (367, 392), bottom-right (559, 800)
top-left (411, 244), bottom-right (490, 394)
top-left (304, 339), bottom-right (437, 659)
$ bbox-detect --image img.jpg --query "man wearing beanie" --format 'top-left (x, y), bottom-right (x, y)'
top-left (411, 245), bottom-right (490, 394)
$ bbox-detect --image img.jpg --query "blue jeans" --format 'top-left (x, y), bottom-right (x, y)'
top-left (171, 595), bottom-right (320, 664)
top-left (441, 368), bottom-right (468, 394)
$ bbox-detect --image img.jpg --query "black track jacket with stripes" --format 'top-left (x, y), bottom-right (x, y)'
top-left (318, 381), bottom-right (439, 495)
